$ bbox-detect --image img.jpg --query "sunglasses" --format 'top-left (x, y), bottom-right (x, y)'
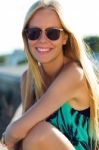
top-left (24, 27), bottom-right (64, 41)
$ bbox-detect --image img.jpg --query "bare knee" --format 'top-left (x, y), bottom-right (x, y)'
top-left (22, 121), bottom-right (75, 150)
top-left (22, 121), bottom-right (52, 150)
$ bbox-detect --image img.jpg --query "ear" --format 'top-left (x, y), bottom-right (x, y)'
top-left (62, 33), bottom-right (68, 45)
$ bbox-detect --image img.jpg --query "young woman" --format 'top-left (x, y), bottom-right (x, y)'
top-left (1, 0), bottom-right (99, 150)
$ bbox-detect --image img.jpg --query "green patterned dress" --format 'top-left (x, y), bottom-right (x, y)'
top-left (46, 102), bottom-right (92, 150)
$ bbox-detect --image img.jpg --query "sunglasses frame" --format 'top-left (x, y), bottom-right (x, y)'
top-left (24, 27), bottom-right (64, 41)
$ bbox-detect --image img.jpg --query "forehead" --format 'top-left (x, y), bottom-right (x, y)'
top-left (28, 8), bottom-right (62, 28)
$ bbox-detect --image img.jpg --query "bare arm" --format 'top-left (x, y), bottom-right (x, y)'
top-left (4, 62), bottom-right (84, 145)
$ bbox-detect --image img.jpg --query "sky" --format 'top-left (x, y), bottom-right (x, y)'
top-left (0, 0), bottom-right (99, 55)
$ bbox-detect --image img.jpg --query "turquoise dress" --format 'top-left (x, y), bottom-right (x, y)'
top-left (46, 102), bottom-right (92, 150)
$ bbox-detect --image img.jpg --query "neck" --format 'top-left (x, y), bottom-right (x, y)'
top-left (40, 54), bottom-right (66, 87)
top-left (46, 56), bottom-right (64, 74)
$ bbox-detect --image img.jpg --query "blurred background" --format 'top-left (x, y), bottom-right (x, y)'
top-left (0, 0), bottom-right (99, 148)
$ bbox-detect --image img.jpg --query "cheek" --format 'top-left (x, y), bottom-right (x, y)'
top-left (28, 40), bottom-right (34, 48)
top-left (28, 40), bottom-right (35, 52)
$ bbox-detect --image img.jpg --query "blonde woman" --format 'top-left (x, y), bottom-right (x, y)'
top-left (1, 0), bottom-right (99, 150)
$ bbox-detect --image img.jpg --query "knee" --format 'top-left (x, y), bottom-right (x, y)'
top-left (22, 121), bottom-right (52, 150)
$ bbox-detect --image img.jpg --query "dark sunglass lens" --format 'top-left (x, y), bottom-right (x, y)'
top-left (47, 29), bottom-right (60, 40)
top-left (26, 28), bottom-right (41, 40)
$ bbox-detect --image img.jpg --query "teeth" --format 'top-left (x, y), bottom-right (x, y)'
top-left (37, 48), bottom-right (51, 52)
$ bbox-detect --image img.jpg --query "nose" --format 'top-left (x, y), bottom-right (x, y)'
top-left (39, 30), bottom-right (47, 42)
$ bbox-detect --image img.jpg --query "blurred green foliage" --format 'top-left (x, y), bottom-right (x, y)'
top-left (0, 55), bottom-right (5, 63)
top-left (18, 59), bottom-right (28, 65)
top-left (83, 36), bottom-right (99, 52)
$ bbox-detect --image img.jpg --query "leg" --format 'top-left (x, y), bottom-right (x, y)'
top-left (22, 121), bottom-right (75, 150)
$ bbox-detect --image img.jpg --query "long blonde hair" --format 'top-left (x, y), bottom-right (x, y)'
top-left (22, 0), bottom-right (99, 148)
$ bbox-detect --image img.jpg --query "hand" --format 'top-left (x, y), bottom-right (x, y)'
top-left (1, 131), bottom-right (15, 149)
top-left (1, 123), bottom-right (19, 148)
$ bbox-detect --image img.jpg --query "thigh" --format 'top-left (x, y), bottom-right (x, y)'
top-left (22, 121), bottom-right (75, 150)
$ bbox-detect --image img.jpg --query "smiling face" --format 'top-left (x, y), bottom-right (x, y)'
top-left (27, 8), bottom-right (68, 64)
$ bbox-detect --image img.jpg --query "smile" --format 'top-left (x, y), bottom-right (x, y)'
top-left (36, 47), bottom-right (52, 53)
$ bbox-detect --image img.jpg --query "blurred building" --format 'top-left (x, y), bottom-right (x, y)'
top-left (5, 49), bottom-right (27, 66)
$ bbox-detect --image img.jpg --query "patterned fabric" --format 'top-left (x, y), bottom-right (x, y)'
top-left (46, 102), bottom-right (92, 150)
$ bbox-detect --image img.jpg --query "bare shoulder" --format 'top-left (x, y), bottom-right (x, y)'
top-left (47, 62), bottom-right (85, 102)
top-left (64, 61), bottom-right (83, 74)
top-left (60, 61), bottom-right (84, 84)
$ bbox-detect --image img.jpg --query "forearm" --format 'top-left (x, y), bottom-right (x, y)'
top-left (6, 88), bottom-right (69, 144)
top-left (9, 92), bottom-right (65, 140)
